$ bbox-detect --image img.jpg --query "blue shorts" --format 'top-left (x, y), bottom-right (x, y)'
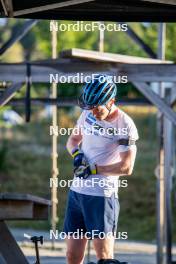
top-left (63, 190), bottom-right (120, 239)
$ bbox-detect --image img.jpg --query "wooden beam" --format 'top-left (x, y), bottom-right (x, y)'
top-left (139, 0), bottom-right (176, 5)
top-left (0, 201), bottom-right (33, 219)
top-left (0, 193), bottom-right (51, 205)
top-left (50, 4), bottom-right (174, 13)
top-left (0, 0), bottom-right (8, 15)
top-left (0, 61), bottom-right (114, 83)
top-left (0, 201), bottom-right (49, 220)
top-left (25, 9), bottom-right (176, 23)
top-left (119, 23), bottom-right (156, 58)
top-left (118, 64), bottom-right (176, 82)
top-left (4, 0), bottom-right (13, 17)
top-left (13, 0), bottom-right (95, 17)
top-left (60, 48), bottom-right (172, 64)
top-left (0, 20), bottom-right (38, 56)
top-left (171, 87), bottom-right (176, 105)
top-left (0, 193), bottom-right (51, 220)
top-left (163, 88), bottom-right (173, 264)
top-left (0, 83), bottom-right (22, 107)
top-left (133, 82), bottom-right (176, 126)
top-left (7, 97), bottom-right (152, 107)
top-left (1, 61), bottom-right (176, 82)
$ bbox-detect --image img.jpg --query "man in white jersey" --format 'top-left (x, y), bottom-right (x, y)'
top-left (63, 75), bottom-right (139, 264)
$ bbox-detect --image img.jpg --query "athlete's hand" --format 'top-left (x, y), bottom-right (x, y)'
top-left (71, 148), bottom-right (88, 168)
top-left (74, 162), bottom-right (97, 179)
top-left (71, 148), bottom-right (97, 179)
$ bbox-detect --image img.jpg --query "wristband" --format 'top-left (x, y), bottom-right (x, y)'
top-left (71, 147), bottom-right (81, 158)
top-left (90, 163), bottom-right (97, 175)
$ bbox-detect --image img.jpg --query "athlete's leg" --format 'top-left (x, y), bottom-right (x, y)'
top-left (93, 236), bottom-right (115, 259)
top-left (80, 193), bottom-right (119, 261)
top-left (66, 237), bottom-right (87, 264)
top-left (63, 191), bottom-right (88, 264)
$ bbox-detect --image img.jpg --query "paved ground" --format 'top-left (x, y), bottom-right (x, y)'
top-left (10, 228), bottom-right (176, 264)
top-left (24, 251), bottom-right (156, 264)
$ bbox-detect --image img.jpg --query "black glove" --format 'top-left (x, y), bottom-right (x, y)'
top-left (71, 148), bottom-right (97, 179)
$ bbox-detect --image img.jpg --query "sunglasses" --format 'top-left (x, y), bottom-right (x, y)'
top-left (78, 94), bottom-right (97, 110)
top-left (78, 95), bottom-right (110, 112)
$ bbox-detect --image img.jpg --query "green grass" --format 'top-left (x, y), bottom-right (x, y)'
top-left (0, 107), bottom-right (176, 242)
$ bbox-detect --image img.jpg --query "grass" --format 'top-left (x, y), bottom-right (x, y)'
top-left (0, 106), bottom-right (176, 242)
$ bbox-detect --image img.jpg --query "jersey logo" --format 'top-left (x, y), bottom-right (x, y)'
top-left (85, 117), bottom-right (93, 125)
top-left (85, 113), bottom-right (117, 139)
top-left (93, 123), bottom-right (104, 131)
top-left (88, 112), bottom-right (96, 121)
top-left (85, 113), bottom-right (96, 125)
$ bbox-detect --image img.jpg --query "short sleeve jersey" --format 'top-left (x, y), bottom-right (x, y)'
top-left (70, 107), bottom-right (139, 197)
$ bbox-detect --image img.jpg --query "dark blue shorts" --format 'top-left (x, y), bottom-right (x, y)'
top-left (63, 190), bottom-right (120, 239)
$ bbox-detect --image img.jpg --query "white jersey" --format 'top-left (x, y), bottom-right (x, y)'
top-left (70, 106), bottom-right (139, 197)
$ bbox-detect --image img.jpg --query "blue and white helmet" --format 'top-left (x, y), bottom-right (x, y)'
top-left (78, 74), bottom-right (117, 110)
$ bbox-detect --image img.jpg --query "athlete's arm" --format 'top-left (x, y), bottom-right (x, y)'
top-left (96, 147), bottom-right (137, 176)
top-left (66, 125), bottom-right (83, 155)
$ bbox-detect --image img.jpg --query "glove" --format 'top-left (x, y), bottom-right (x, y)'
top-left (74, 162), bottom-right (97, 179)
top-left (71, 147), bottom-right (88, 168)
top-left (71, 148), bottom-right (97, 179)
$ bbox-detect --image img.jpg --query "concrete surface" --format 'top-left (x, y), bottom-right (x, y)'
top-left (10, 228), bottom-right (176, 264)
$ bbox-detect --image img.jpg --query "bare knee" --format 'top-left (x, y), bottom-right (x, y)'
top-left (66, 250), bottom-right (84, 264)
top-left (97, 250), bottom-right (113, 260)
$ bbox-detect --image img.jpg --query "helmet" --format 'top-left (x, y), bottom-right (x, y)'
top-left (78, 74), bottom-right (117, 110)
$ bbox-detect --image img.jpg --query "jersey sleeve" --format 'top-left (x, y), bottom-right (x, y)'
top-left (118, 117), bottom-right (139, 152)
top-left (76, 110), bottom-right (86, 128)
top-left (127, 118), bottom-right (139, 141)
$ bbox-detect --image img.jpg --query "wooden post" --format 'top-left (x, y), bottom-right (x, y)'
top-left (51, 20), bottom-right (58, 249)
top-left (99, 22), bottom-right (104, 52)
top-left (156, 22), bottom-right (166, 264)
top-left (164, 88), bottom-right (173, 264)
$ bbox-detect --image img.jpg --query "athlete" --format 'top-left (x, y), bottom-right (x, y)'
top-left (63, 75), bottom-right (139, 264)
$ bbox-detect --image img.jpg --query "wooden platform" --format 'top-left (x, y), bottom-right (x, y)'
top-left (60, 48), bottom-right (172, 64)
top-left (0, 193), bottom-right (51, 220)
top-left (0, 193), bottom-right (51, 264)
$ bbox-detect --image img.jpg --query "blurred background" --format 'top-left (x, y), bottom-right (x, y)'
top-left (0, 19), bottom-right (176, 244)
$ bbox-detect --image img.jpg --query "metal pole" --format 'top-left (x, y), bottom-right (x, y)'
top-left (51, 20), bottom-right (58, 249)
top-left (156, 23), bottom-right (166, 264)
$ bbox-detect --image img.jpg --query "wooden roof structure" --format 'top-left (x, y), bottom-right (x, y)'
top-left (0, 48), bottom-right (175, 82)
top-left (1, 0), bottom-right (176, 21)
top-left (0, 48), bottom-right (176, 125)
